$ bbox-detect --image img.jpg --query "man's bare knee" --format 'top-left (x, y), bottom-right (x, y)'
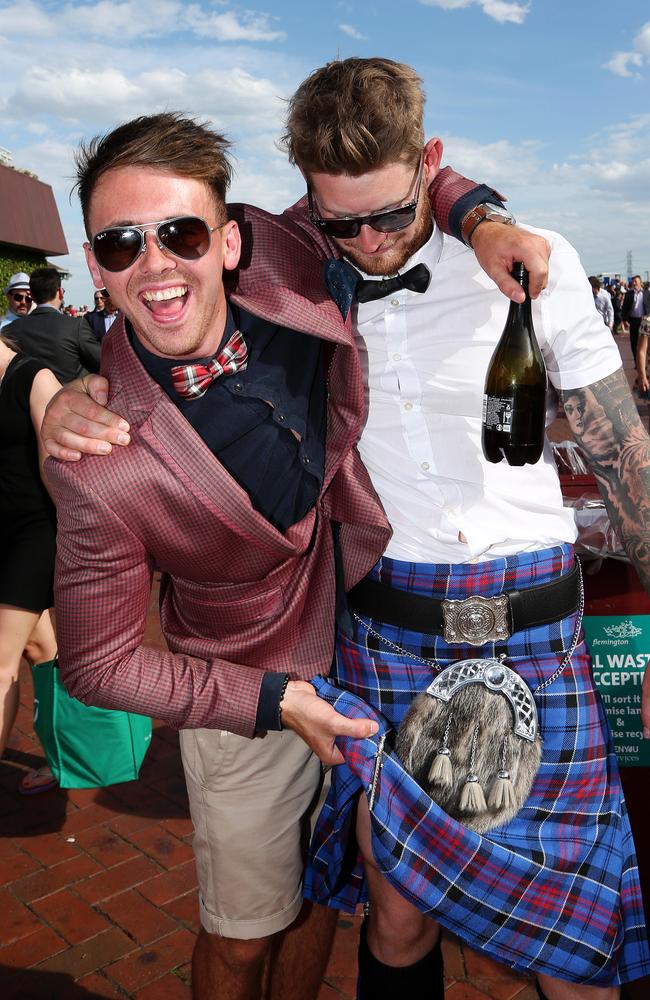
top-left (355, 794), bottom-right (439, 964)
top-left (537, 973), bottom-right (619, 1000)
top-left (197, 927), bottom-right (272, 968)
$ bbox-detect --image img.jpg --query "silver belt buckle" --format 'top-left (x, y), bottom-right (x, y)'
top-left (441, 593), bottom-right (510, 645)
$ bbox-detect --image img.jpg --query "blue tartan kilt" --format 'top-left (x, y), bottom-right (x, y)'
top-left (304, 545), bottom-right (650, 986)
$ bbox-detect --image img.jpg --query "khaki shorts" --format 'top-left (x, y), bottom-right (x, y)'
top-left (180, 727), bottom-right (326, 939)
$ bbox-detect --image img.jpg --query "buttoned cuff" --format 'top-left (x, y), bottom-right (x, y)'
top-left (255, 672), bottom-right (290, 732)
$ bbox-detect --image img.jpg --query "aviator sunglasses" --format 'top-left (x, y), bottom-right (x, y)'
top-left (10, 292), bottom-right (32, 304)
top-left (91, 216), bottom-right (224, 272)
top-left (307, 154), bottom-right (424, 240)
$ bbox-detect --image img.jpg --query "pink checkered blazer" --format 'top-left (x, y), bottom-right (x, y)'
top-left (47, 171), bottom-right (477, 736)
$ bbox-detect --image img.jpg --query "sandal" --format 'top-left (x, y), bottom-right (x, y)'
top-left (18, 765), bottom-right (58, 795)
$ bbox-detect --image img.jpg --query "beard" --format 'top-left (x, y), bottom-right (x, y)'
top-left (334, 191), bottom-right (433, 277)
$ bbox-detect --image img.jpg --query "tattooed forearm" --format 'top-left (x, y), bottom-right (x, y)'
top-left (560, 368), bottom-right (650, 590)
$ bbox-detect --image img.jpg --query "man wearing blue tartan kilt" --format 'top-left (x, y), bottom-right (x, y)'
top-left (282, 59), bottom-right (650, 999)
top-left (305, 549), bottom-right (649, 995)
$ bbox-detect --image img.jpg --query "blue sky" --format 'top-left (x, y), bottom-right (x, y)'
top-left (1, 0), bottom-right (649, 306)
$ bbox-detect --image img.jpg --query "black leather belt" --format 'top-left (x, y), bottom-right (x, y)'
top-left (347, 563), bottom-right (581, 646)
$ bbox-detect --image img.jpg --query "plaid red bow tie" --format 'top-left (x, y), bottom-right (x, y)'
top-left (170, 329), bottom-right (248, 399)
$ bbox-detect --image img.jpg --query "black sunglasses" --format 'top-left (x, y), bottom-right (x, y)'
top-left (91, 215), bottom-right (224, 272)
top-left (307, 155), bottom-right (424, 240)
top-left (10, 292), bottom-right (31, 303)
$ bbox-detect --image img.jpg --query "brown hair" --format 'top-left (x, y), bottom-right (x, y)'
top-left (30, 266), bottom-right (61, 305)
top-left (281, 57), bottom-right (425, 177)
top-left (74, 112), bottom-right (233, 236)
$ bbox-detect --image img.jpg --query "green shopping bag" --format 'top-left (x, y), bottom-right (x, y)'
top-left (32, 658), bottom-right (152, 788)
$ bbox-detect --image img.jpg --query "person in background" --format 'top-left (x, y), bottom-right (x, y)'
top-left (622, 275), bottom-right (650, 360)
top-left (4, 267), bottom-right (100, 383)
top-left (588, 275), bottom-right (614, 330)
top-left (1, 273), bottom-right (32, 330)
top-left (634, 312), bottom-right (650, 411)
top-left (86, 287), bottom-right (120, 342)
top-left (0, 333), bottom-right (61, 793)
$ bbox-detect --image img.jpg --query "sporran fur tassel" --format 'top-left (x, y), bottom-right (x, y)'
top-left (488, 770), bottom-right (517, 811)
top-left (458, 723), bottom-right (487, 814)
top-left (428, 714), bottom-right (454, 788)
top-left (459, 775), bottom-right (487, 813)
top-left (488, 737), bottom-right (518, 811)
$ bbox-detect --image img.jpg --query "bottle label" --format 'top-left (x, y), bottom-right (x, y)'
top-left (482, 394), bottom-right (513, 434)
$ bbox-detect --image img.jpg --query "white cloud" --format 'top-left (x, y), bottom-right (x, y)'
top-left (0, 0), bottom-right (54, 34)
top-left (634, 20), bottom-right (650, 55)
top-left (551, 116), bottom-right (650, 203)
top-left (480, 0), bottom-right (529, 23)
top-left (437, 121), bottom-right (650, 277)
top-left (339, 23), bottom-right (367, 40)
top-left (25, 122), bottom-right (50, 136)
top-left (191, 9), bottom-right (285, 41)
top-left (605, 20), bottom-right (650, 78)
top-left (441, 135), bottom-right (542, 188)
top-left (5, 65), bottom-right (286, 133)
top-left (418, 0), bottom-right (530, 24)
top-left (0, 0), bottom-right (285, 43)
top-left (604, 51), bottom-right (643, 78)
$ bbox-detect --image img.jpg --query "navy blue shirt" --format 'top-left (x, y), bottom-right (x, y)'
top-left (131, 303), bottom-right (327, 730)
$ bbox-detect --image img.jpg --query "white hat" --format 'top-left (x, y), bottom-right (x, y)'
top-left (4, 272), bottom-right (31, 295)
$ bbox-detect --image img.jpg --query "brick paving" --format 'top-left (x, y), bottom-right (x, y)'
top-left (1, 329), bottom-right (648, 999)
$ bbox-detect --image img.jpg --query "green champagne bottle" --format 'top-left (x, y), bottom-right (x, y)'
top-left (481, 263), bottom-right (547, 466)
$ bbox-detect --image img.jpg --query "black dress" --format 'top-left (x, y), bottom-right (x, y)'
top-left (0, 355), bottom-right (56, 612)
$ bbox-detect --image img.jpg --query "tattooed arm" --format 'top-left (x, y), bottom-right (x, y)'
top-left (559, 368), bottom-right (650, 738)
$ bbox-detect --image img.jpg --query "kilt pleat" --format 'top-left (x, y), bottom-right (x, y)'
top-left (304, 545), bottom-right (650, 985)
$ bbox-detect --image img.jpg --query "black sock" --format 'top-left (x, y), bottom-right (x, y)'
top-left (357, 920), bottom-right (444, 1000)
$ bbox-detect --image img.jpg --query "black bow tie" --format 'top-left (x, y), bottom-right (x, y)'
top-left (355, 263), bottom-right (431, 304)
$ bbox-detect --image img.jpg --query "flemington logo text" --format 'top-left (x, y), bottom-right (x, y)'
top-left (592, 620), bottom-right (643, 645)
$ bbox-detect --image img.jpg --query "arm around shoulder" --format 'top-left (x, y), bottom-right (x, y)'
top-left (428, 166), bottom-right (549, 301)
top-left (29, 367), bottom-right (63, 483)
top-left (41, 375), bottom-right (130, 461)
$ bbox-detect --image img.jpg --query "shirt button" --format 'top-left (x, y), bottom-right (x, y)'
top-left (233, 382), bottom-right (243, 391)
top-left (404, 401), bottom-right (413, 411)
top-left (390, 298), bottom-right (400, 307)
top-left (303, 455), bottom-right (311, 464)
top-left (420, 462), bottom-right (430, 471)
top-left (393, 353), bottom-right (401, 361)
top-left (277, 414), bottom-right (285, 422)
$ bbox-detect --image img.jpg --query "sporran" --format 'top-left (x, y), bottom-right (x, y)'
top-left (395, 657), bottom-right (542, 833)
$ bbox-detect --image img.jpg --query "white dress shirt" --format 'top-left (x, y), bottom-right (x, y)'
top-left (594, 288), bottom-right (614, 329)
top-left (104, 309), bottom-right (119, 333)
top-left (352, 225), bottom-right (622, 563)
top-left (630, 290), bottom-right (645, 318)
